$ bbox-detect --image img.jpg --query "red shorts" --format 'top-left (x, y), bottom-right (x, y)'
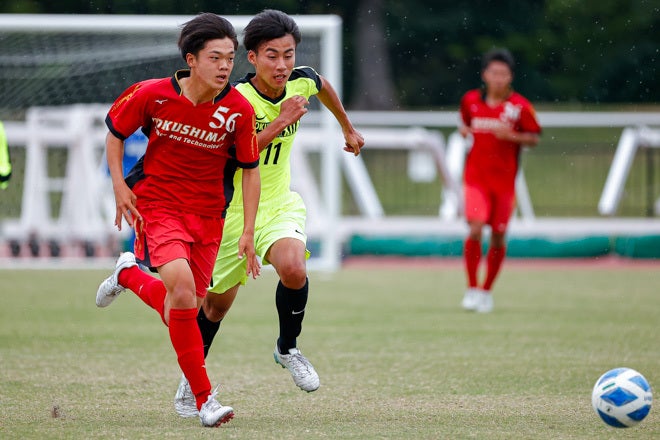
top-left (133, 205), bottom-right (224, 298)
top-left (464, 182), bottom-right (515, 234)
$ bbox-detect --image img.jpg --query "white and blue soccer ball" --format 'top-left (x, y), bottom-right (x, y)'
top-left (592, 367), bottom-right (653, 428)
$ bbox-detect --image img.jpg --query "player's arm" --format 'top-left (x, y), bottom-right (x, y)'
top-left (237, 166), bottom-right (261, 279)
top-left (255, 96), bottom-right (309, 151)
top-left (458, 94), bottom-right (472, 138)
top-left (491, 126), bottom-right (539, 146)
top-left (106, 132), bottom-right (141, 230)
top-left (316, 75), bottom-right (364, 156)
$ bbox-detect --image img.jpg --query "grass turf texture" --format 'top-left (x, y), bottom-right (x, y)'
top-left (0, 263), bottom-right (658, 439)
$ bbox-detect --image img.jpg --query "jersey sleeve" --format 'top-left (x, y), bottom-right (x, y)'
top-left (105, 81), bottom-right (152, 140)
top-left (459, 91), bottom-right (475, 127)
top-left (517, 99), bottom-right (542, 134)
top-left (289, 66), bottom-right (322, 97)
top-left (234, 100), bottom-right (260, 169)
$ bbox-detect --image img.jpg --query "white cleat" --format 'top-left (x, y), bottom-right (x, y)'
top-left (475, 291), bottom-right (494, 313)
top-left (461, 288), bottom-right (481, 311)
top-left (174, 374), bottom-right (199, 418)
top-left (95, 252), bottom-right (137, 307)
top-left (274, 346), bottom-right (320, 392)
top-left (198, 386), bottom-right (234, 427)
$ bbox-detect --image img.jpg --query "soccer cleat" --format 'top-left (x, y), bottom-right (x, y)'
top-left (174, 374), bottom-right (199, 418)
top-left (198, 386), bottom-right (234, 427)
top-left (274, 346), bottom-right (320, 392)
top-left (95, 252), bottom-right (137, 307)
top-left (461, 288), bottom-right (481, 311)
top-left (475, 291), bottom-right (494, 313)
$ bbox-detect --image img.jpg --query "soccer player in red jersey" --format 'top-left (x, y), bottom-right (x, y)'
top-left (95, 13), bottom-right (261, 427)
top-left (459, 48), bottom-right (541, 313)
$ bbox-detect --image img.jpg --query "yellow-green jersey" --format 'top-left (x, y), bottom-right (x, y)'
top-left (230, 66), bottom-right (322, 208)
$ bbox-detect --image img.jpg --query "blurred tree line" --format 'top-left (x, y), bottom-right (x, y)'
top-left (2, 0), bottom-right (658, 109)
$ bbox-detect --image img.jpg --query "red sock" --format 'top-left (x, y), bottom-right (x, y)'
top-left (118, 266), bottom-right (165, 322)
top-left (464, 238), bottom-right (482, 288)
top-left (169, 308), bottom-right (211, 410)
top-left (482, 246), bottom-right (506, 291)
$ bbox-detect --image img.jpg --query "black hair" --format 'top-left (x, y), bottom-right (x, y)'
top-left (481, 48), bottom-right (515, 72)
top-left (242, 9), bottom-right (302, 53)
top-left (178, 13), bottom-right (238, 61)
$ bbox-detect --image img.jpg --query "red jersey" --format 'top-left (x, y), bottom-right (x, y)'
top-left (106, 70), bottom-right (259, 218)
top-left (460, 89), bottom-right (541, 190)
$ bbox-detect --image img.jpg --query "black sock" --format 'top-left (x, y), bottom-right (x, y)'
top-left (197, 307), bottom-right (222, 358)
top-left (276, 278), bottom-right (309, 354)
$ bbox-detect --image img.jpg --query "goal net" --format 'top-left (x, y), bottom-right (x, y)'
top-left (0, 14), bottom-right (344, 269)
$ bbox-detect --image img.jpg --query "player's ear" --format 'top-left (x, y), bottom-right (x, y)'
top-left (247, 50), bottom-right (257, 66)
top-left (185, 52), bottom-right (195, 68)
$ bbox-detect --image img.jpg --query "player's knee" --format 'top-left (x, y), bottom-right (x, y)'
top-left (167, 283), bottom-right (196, 308)
top-left (278, 263), bottom-right (307, 289)
top-left (203, 297), bottom-right (229, 320)
top-left (491, 233), bottom-right (506, 248)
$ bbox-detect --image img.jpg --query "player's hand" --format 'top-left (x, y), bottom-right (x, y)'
top-left (237, 233), bottom-right (260, 279)
top-left (491, 125), bottom-right (515, 141)
top-left (278, 95), bottom-right (309, 126)
top-left (459, 125), bottom-right (471, 137)
top-left (113, 182), bottom-right (141, 231)
top-left (343, 128), bottom-right (365, 156)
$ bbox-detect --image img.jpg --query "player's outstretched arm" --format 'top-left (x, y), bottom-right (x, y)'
top-left (237, 166), bottom-right (261, 279)
top-left (106, 132), bottom-right (141, 230)
top-left (316, 76), bottom-right (364, 156)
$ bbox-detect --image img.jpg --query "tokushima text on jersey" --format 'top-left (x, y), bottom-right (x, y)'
top-left (150, 114), bottom-right (242, 150)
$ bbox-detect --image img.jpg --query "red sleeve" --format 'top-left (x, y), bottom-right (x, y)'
top-left (234, 100), bottom-right (259, 168)
top-left (459, 90), bottom-right (476, 127)
top-left (515, 96), bottom-right (542, 134)
top-left (106, 81), bottom-right (152, 140)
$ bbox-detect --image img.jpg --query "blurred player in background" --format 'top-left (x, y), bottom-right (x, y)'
top-left (0, 121), bottom-right (11, 189)
top-left (95, 13), bottom-right (261, 427)
top-left (174, 9), bottom-right (364, 418)
top-left (459, 48), bottom-right (541, 313)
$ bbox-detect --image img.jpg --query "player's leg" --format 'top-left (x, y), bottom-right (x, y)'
top-left (97, 212), bottom-right (170, 321)
top-left (174, 284), bottom-right (239, 419)
top-left (159, 258), bottom-right (232, 426)
top-left (174, 215), bottom-right (239, 420)
top-left (159, 258), bottom-right (209, 401)
top-left (261, 192), bottom-right (319, 391)
top-left (462, 184), bottom-right (489, 310)
top-left (267, 237), bottom-right (308, 352)
top-left (267, 236), bottom-right (319, 392)
top-left (198, 211), bottom-right (249, 358)
top-left (478, 191), bottom-right (515, 313)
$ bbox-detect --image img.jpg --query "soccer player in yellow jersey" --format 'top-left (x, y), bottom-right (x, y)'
top-left (174, 9), bottom-right (365, 417)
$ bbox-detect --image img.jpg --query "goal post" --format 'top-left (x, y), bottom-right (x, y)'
top-left (0, 13), bottom-right (344, 269)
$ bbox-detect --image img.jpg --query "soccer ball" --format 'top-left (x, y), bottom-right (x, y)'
top-left (592, 367), bottom-right (653, 428)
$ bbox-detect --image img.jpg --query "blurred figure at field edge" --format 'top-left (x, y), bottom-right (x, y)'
top-left (458, 48), bottom-right (541, 313)
top-left (0, 121), bottom-right (12, 189)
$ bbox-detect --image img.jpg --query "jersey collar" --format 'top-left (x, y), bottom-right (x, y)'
top-left (239, 72), bottom-right (287, 104)
top-left (172, 69), bottom-right (232, 104)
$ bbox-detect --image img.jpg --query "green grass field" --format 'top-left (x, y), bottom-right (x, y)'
top-left (1, 262), bottom-right (658, 439)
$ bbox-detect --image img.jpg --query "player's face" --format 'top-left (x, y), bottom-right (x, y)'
top-left (187, 38), bottom-right (235, 91)
top-left (247, 34), bottom-right (297, 98)
top-left (481, 61), bottom-right (513, 96)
